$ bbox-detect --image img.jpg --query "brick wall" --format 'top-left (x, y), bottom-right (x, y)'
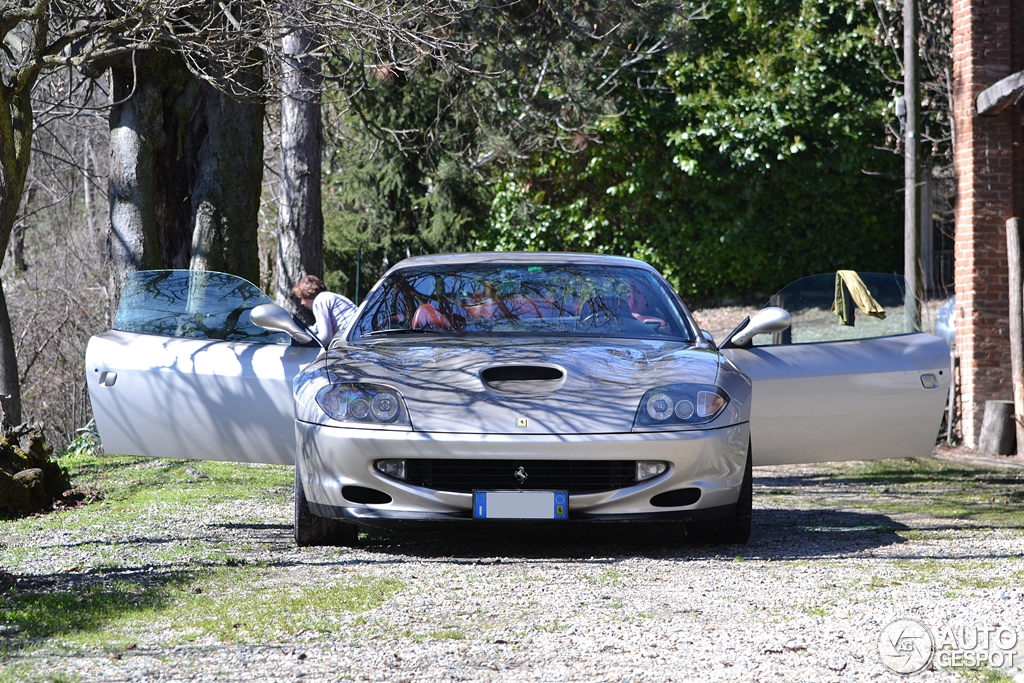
top-left (951, 0), bottom-right (1022, 447)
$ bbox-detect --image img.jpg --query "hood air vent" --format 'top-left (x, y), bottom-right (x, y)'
top-left (481, 365), bottom-right (566, 395)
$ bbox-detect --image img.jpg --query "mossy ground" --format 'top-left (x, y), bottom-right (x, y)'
top-left (1, 452), bottom-right (403, 663)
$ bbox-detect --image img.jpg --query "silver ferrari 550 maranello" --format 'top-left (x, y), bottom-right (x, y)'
top-left (86, 253), bottom-right (951, 547)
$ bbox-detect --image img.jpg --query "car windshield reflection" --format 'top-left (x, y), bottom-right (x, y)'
top-left (351, 263), bottom-right (693, 341)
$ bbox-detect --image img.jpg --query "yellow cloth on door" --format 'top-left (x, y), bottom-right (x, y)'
top-left (831, 270), bottom-right (886, 327)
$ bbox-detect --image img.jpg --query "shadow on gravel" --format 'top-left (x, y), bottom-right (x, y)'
top-left (338, 508), bottom-right (911, 562)
top-left (759, 466), bottom-right (1024, 527)
top-left (207, 522), bottom-right (291, 531)
top-left (758, 470), bottom-right (1024, 490)
top-left (0, 568), bottom-right (193, 659)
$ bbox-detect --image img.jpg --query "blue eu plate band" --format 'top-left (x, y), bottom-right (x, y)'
top-left (473, 491), bottom-right (568, 519)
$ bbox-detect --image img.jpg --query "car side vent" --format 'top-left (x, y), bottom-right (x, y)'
top-left (342, 486), bottom-right (393, 505)
top-left (650, 488), bottom-right (702, 508)
top-left (480, 365), bottom-right (566, 395)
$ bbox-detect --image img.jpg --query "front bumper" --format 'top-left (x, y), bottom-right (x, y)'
top-left (296, 421), bottom-right (749, 523)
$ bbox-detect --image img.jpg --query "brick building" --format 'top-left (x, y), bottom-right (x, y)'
top-left (952, 0), bottom-right (1022, 447)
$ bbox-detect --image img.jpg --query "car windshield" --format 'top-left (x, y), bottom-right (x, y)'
top-left (350, 263), bottom-right (694, 341)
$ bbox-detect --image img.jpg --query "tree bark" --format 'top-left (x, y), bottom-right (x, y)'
top-left (107, 51), bottom-right (168, 307)
top-left (275, 28), bottom-right (324, 319)
top-left (1007, 217), bottom-right (1024, 453)
top-left (9, 184), bottom-right (32, 272)
top-left (0, 283), bottom-right (20, 425)
top-left (0, 60), bottom-right (42, 425)
top-left (108, 50), bottom-right (265, 310)
top-left (190, 60), bottom-right (264, 284)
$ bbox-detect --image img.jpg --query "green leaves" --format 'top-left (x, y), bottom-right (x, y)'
top-left (323, 0), bottom-right (903, 301)
top-left (476, 0), bottom-right (903, 299)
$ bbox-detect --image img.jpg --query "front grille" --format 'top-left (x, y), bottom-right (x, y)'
top-left (401, 459), bottom-right (637, 494)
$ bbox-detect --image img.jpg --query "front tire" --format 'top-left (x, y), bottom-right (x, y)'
top-left (294, 466), bottom-right (358, 547)
top-left (687, 443), bottom-right (752, 545)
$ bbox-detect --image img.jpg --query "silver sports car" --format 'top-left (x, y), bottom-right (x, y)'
top-left (86, 253), bottom-right (950, 546)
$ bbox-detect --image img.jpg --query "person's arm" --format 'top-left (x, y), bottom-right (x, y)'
top-left (311, 296), bottom-right (336, 344)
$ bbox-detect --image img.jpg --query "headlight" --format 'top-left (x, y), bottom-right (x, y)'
top-left (315, 383), bottom-right (411, 427)
top-left (633, 384), bottom-right (729, 430)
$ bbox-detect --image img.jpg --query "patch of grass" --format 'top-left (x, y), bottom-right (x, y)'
top-left (0, 452), bottom-right (407, 658)
top-left (3, 457), bottom-right (291, 540)
top-left (896, 529), bottom-right (959, 541)
top-left (869, 560), bottom-right (1024, 591)
top-left (158, 571), bottom-right (405, 643)
top-left (59, 454), bottom-right (291, 502)
top-left (802, 605), bottom-right (828, 617)
top-left (532, 620), bottom-right (564, 633)
top-left (0, 664), bottom-right (79, 683)
top-left (814, 458), bottom-right (1024, 526)
top-left (957, 666), bottom-right (1017, 683)
top-left (596, 570), bottom-right (622, 586)
top-left (0, 565), bottom-right (404, 654)
top-left (429, 629), bottom-right (465, 640)
top-left (869, 575), bottom-right (900, 589)
top-left (0, 573), bottom-right (189, 645)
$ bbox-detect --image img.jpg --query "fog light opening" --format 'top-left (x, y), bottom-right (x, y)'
top-left (637, 461), bottom-right (668, 482)
top-left (375, 459), bottom-right (407, 480)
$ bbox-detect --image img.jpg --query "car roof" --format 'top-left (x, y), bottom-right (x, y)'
top-left (385, 251), bottom-right (658, 272)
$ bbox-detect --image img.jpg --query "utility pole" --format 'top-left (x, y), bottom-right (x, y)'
top-left (904, 0), bottom-right (922, 329)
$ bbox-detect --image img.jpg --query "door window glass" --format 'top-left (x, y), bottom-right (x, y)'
top-left (114, 270), bottom-right (291, 344)
top-left (754, 272), bottom-right (920, 346)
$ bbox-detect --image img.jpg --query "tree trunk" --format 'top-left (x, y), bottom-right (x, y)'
top-left (108, 50), bottom-right (265, 309)
top-left (0, 70), bottom-right (41, 424)
top-left (190, 61), bottom-right (264, 284)
top-left (8, 184), bottom-right (31, 272)
top-left (0, 283), bottom-right (21, 425)
top-left (275, 28), bottom-right (324, 319)
top-left (1007, 217), bottom-right (1024, 453)
top-left (107, 51), bottom-right (181, 309)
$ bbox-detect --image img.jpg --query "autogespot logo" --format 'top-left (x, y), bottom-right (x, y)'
top-left (879, 619), bottom-right (1020, 675)
top-left (878, 619), bottom-right (934, 675)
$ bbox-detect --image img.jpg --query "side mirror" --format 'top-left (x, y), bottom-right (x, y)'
top-left (701, 329), bottom-right (716, 346)
top-left (721, 307), bottom-right (792, 348)
top-left (251, 303), bottom-right (316, 345)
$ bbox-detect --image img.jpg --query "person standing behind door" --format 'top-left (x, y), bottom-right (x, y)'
top-left (292, 274), bottom-right (357, 345)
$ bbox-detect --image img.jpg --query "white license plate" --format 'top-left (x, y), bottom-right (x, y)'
top-left (473, 491), bottom-right (568, 519)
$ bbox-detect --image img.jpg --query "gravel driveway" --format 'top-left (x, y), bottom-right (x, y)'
top-left (2, 452), bottom-right (1023, 683)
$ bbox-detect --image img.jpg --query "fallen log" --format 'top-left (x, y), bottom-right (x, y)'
top-left (0, 395), bottom-right (70, 515)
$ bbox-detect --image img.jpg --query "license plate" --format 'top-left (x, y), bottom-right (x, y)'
top-left (473, 491), bottom-right (568, 520)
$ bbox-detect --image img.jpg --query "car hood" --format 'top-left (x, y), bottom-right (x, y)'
top-left (320, 337), bottom-right (722, 434)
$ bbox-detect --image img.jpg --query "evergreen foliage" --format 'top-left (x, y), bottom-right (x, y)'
top-left (321, 1), bottom-right (687, 299)
top-left (326, 0), bottom-right (903, 301)
top-left (322, 64), bottom-right (488, 301)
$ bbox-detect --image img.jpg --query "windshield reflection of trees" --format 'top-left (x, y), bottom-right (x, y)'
top-left (355, 265), bottom-right (692, 340)
top-left (114, 271), bottom-right (289, 344)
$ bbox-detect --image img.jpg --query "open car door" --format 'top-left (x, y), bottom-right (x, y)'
top-left (721, 273), bottom-right (951, 466)
top-left (86, 271), bottom-right (321, 464)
